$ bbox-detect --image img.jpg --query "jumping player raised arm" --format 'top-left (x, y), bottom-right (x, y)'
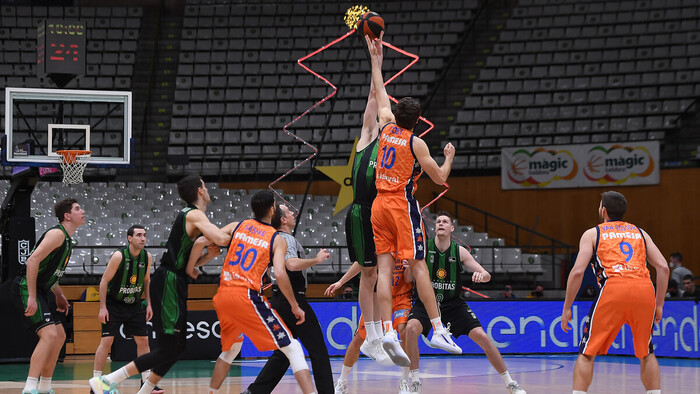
top-left (561, 191), bottom-right (669, 394)
top-left (365, 32), bottom-right (459, 367)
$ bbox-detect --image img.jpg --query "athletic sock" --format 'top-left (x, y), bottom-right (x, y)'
top-left (383, 321), bottom-right (392, 335)
top-left (372, 321), bottom-right (384, 338)
top-left (647, 390), bottom-right (661, 394)
top-left (38, 377), bottom-right (51, 392)
top-left (136, 379), bottom-right (155, 394)
top-left (141, 370), bottom-right (150, 383)
top-left (93, 370), bottom-right (102, 378)
top-left (103, 366), bottom-right (130, 385)
top-left (23, 377), bottom-right (38, 393)
top-left (401, 367), bottom-right (409, 379)
top-left (409, 369), bottom-right (420, 383)
top-left (341, 365), bottom-right (352, 381)
top-left (366, 320), bottom-right (379, 342)
top-left (500, 370), bottom-right (515, 385)
top-left (430, 317), bottom-right (444, 332)
top-left (208, 388), bottom-right (219, 394)
top-left (572, 391), bottom-right (587, 394)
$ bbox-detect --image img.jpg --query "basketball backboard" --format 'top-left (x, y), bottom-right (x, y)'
top-left (3, 87), bottom-right (132, 168)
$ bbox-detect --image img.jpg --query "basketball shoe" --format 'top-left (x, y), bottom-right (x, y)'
top-left (399, 378), bottom-right (411, 394)
top-left (360, 338), bottom-right (393, 366)
top-left (88, 376), bottom-right (118, 394)
top-left (428, 323), bottom-right (462, 354)
top-left (334, 379), bottom-right (348, 394)
top-left (507, 381), bottom-right (526, 394)
top-left (381, 330), bottom-right (410, 367)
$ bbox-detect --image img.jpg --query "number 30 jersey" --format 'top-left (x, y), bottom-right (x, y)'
top-left (376, 123), bottom-right (422, 196)
top-left (593, 221), bottom-right (649, 281)
top-left (221, 219), bottom-right (279, 292)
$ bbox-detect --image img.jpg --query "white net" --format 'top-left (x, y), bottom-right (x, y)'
top-left (58, 151), bottom-right (92, 184)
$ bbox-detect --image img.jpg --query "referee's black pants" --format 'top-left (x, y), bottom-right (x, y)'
top-left (246, 290), bottom-right (333, 394)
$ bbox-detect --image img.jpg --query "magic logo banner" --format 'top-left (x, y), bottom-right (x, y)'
top-left (502, 142), bottom-right (659, 190)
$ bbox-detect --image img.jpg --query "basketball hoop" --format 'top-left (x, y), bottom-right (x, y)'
top-left (56, 150), bottom-right (92, 184)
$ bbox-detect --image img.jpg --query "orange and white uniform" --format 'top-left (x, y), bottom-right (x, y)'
top-left (579, 221), bottom-right (655, 359)
top-left (357, 260), bottom-right (414, 339)
top-left (371, 122), bottom-right (426, 261)
top-left (213, 219), bottom-right (293, 352)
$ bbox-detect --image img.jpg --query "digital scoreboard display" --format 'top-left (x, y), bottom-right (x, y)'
top-left (37, 19), bottom-right (86, 76)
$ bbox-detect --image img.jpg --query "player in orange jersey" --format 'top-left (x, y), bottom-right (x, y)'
top-left (561, 191), bottom-right (669, 394)
top-left (191, 190), bottom-right (315, 394)
top-left (365, 33), bottom-right (460, 366)
top-left (326, 259), bottom-right (414, 393)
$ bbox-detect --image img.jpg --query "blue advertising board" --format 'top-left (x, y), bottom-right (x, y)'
top-left (240, 300), bottom-right (699, 359)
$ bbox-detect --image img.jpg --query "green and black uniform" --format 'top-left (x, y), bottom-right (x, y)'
top-left (131, 205), bottom-right (199, 377)
top-left (408, 239), bottom-right (482, 338)
top-left (345, 137), bottom-right (379, 267)
top-left (102, 247), bottom-right (149, 337)
top-left (11, 225), bottom-right (73, 332)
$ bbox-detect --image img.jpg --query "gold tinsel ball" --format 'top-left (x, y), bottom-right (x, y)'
top-left (344, 5), bottom-right (370, 30)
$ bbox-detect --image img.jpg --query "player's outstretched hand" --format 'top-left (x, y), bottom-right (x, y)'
top-left (560, 308), bottom-right (572, 332)
top-left (292, 304), bottom-right (306, 325)
top-left (472, 271), bottom-right (490, 283)
top-left (444, 142), bottom-right (456, 159)
top-left (325, 281), bottom-right (343, 296)
top-left (365, 31), bottom-right (384, 58)
top-left (316, 248), bottom-right (331, 264)
top-left (654, 306), bottom-right (663, 324)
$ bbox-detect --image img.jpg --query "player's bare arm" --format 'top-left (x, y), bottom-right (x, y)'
top-left (403, 261), bottom-right (414, 283)
top-left (186, 209), bottom-right (231, 246)
top-left (272, 235), bottom-right (305, 325)
top-left (23, 228), bottom-right (67, 316)
top-left (413, 137), bottom-right (455, 185)
top-left (641, 229), bottom-right (670, 323)
top-left (561, 227), bottom-right (596, 332)
top-left (459, 246), bottom-right (491, 283)
top-left (324, 261), bottom-right (363, 296)
top-left (185, 236), bottom-right (223, 279)
top-left (98, 250), bottom-right (123, 324)
top-left (365, 32), bottom-right (395, 127)
top-left (357, 70), bottom-right (380, 150)
top-left (286, 248), bottom-right (330, 271)
top-left (144, 252), bottom-right (153, 321)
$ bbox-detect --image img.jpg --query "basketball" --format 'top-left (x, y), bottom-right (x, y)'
top-left (357, 11), bottom-right (384, 40)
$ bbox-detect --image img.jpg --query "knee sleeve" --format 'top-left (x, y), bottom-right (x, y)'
top-left (279, 339), bottom-right (308, 373)
top-left (219, 341), bottom-right (242, 364)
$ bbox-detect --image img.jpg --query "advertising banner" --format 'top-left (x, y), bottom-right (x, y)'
top-left (502, 142), bottom-right (660, 189)
top-left (110, 300), bottom-right (698, 360)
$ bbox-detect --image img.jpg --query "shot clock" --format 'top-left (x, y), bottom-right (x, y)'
top-left (37, 19), bottom-right (86, 85)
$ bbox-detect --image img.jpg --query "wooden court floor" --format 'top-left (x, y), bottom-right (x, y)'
top-left (0, 354), bottom-right (697, 393)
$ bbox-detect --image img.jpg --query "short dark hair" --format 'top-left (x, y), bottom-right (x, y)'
top-left (394, 97), bottom-right (421, 130)
top-left (271, 204), bottom-right (284, 229)
top-left (683, 274), bottom-right (694, 282)
top-left (668, 279), bottom-right (678, 288)
top-left (127, 224), bottom-right (146, 238)
top-left (251, 190), bottom-right (275, 221)
top-left (670, 252), bottom-right (682, 262)
top-left (436, 211), bottom-right (453, 222)
top-left (54, 198), bottom-right (78, 222)
top-left (601, 191), bottom-right (627, 221)
top-left (178, 175), bottom-right (203, 205)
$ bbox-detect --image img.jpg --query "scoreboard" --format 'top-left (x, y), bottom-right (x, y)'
top-left (37, 19), bottom-right (86, 76)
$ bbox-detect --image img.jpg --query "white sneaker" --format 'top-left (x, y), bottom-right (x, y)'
top-left (381, 331), bottom-right (410, 367)
top-left (399, 378), bottom-right (411, 394)
top-left (410, 380), bottom-right (422, 393)
top-left (334, 379), bottom-right (348, 394)
top-left (428, 324), bottom-right (462, 354)
top-left (507, 381), bottom-right (526, 394)
top-left (89, 376), bottom-right (118, 394)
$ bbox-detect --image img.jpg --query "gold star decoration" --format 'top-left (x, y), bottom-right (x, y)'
top-left (316, 138), bottom-right (358, 216)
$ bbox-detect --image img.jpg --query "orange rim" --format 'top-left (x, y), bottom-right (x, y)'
top-left (56, 150), bottom-right (92, 164)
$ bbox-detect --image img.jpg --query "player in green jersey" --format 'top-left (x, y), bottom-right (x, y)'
top-left (92, 224), bottom-right (163, 394)
top-left (11, 198), bottom-right (85, 394)
top-left (403, 212), bottom-right (526, 394)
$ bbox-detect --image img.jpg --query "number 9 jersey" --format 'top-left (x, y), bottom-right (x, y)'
top-left (221, 219), bottom-right (279, 292)
top-left (593, 221), bottom-right (649, 281)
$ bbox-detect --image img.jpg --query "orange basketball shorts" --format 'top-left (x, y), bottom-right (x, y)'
top-left (357, 292), bottom-right (412, 340)
top-left (371, 193), bottom-right (426, 261)
top-left (579, 277), bottom-right (656, 359)
top-left (213, 286), bottom-right (293, 352)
